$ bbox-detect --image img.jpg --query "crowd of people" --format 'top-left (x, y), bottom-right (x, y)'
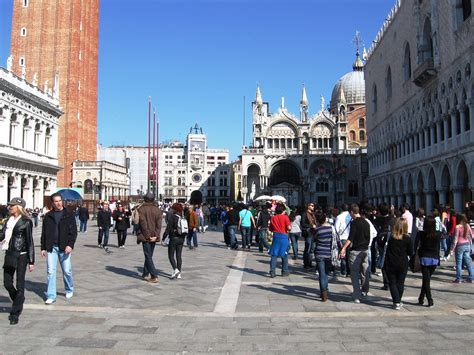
top-left (1, 192), bottom-right (473, 325)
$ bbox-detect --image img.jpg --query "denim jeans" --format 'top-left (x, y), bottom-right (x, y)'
top-left (98, 227), bottom-right (110, 247)
top-left (349, 249), bottom-right (369, 300)
top-left (117, 230), bottom-right (127, 247)
top-left (258, 229), bottom-right (270, 251)
top-left (46, 246), bottom-right (74, 300)
top-left (223, 224), bottom-right (230, 246)
top-left (289, 232), bottom-right (301, 258)
top-left (455, 243), bottom-right (474, 281)
top-left (228, 225), bottom-right (238, 249)
top-left (303, 235), bottom-right (314, 267)
top-left (187, 229), bottom-right (198, 247)
top-left (142, 242), bottom-right (157, 278)
top-left (440, 238), bottom-right (448, 256)
top-left (340, 242), bottom-right (350, 275)
top-left (270, 254), bottom-right (288, 273)
top-left (241, 227), bottom-right (251, 247)
top-left (79, 220), bottom-right (88, 232)
top-left (316, 258), bottom-right (331, 292)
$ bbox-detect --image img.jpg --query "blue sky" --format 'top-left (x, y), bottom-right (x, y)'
top-left (0, 0), bottom-right (394, 160)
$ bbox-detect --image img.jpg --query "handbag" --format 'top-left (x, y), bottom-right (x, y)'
top-left (413, 253), bottom-right (422, 273)
top-left (3, 250), bottom-right (20, 269)
top-left (331, 226), bottom-right (341, 267)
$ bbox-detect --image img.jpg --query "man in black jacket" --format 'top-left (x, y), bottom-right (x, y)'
top-left (41, 193), bottom-right (77, 304)
top-left (97, 202), bottom-right (112, 248)
top-left (78, 205), bottom-right (89, 232)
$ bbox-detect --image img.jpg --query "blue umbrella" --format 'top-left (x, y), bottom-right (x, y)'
top-left (57, 189), bottom-right (83, 201)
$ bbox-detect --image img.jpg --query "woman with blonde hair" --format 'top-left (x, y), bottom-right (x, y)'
top-left (382, 217), bottom-right (411, 310)
top-left (0, 198), bottom-right (35, 325)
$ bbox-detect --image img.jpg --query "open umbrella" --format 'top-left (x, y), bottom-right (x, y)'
top-left (254, 195), bottom-right (272, 201)
top-left (271, 195), bottom-right (287, 203)
top-left (57, 189), bottom-right (83, 201)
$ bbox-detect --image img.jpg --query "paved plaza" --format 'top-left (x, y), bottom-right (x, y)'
top-left (1, 225), bottom-right (474, 354)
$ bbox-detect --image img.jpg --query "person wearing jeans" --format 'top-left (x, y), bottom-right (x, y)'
top-left (185, 207), bottom-right (199, 249)
top-left (226, 205), bottom-right (240, 250)
top-left (163, 203), bottom-right (187, 279)
top-left (289, 209), bottom-right (302, 260)
top-left (268, 204), bottom-right (291, 278)
top-left (97, 202), bottom-right (112, 248)
top-left (239, 206), bottom-right (255, 249)
top-left (450, 214), bottom-right (474, 283)
top-left (301, 203), bottom-right (317, 269)
top-left (41, 193), bottom-right (77, 304)
top-left (340, 204), bottom-right (371, 303)
top-left (256, 203), bottom-right (272, 252)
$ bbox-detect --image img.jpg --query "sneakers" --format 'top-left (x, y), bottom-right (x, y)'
top-left (170, 268), bottom-right (180, 279)
top-left (45, 298), bottom-right (56, 305)
top-left (361, 292), bottom-right (368, 297)
top-left (203, 225), bottom-right (208, 232)
top-left (281, 271), bottom-right (290, 277)
top-left (98, 244), bottom-right (102, 248)
top-left (147, 277), bottom-right (159, 283)
top-left (394, 303), bottom-right (401, 310)
top-left (177, 273), bottom-right (182, 279)
top-left (353, 298), bottom-right (361, 304)
top-left (65, 292), bottom-right (74, 299)
top-left (453, 279), bottom-right (463, 283)
top-left (269, 271), bottom-right (276, 278)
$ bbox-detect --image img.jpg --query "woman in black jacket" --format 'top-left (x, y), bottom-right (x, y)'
top-left (0, 198), bottom-right (35, 325)
top-left (416, 216), bottom-right (441, 308)
top-left (162, 203), bottom-right (187, 280)
top-left (114, 206), bottom-right (130, 248)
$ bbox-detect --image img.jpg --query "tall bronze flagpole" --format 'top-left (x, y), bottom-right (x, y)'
top-left (156, 117), bottom-right (160, 200)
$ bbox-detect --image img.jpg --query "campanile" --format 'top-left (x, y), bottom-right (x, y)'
top-left (10, 0), bottom-right (99, 187)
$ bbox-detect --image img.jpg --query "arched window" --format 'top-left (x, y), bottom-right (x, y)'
top-left (316, 178), bottom-right (329, 192)
top-left (462, 0), bottom-right (472, 20)
top-left (33, 123), bottom-right (41, 152)
top-left (359, 130), bottom-right (366, 141)
top-left (348, 181), bottom-right (359, 197)
top-left (9, 114), bottom-right (17, 146)
top-left (349, 130), bottom-right (356, 141)
top-left (358, 118), bottom-right (365, 128)
top-left (22, 118), bottom-right (29, 149)
top-left (403, 43), bottom-right (411, 80)
top-left (373, 84), bottom-right (378, 112)
top-left (385, 66), bottom-right (392, 100)
top-left (45, 127), bottom-right (51, 155)
top-left (422, 18), bottom-right (433, 62)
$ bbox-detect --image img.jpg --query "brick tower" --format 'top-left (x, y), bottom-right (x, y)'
top-left (10, 0), bottom-right (99, 187)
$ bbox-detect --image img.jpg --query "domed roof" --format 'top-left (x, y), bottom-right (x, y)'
top-left (330, 52), bottom-right (365, 108)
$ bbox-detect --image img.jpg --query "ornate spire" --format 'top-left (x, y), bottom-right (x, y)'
top-left (300, 85), bottom-right (308, 107)
top-left (255, 86), bottom-right (263, 106)
top-left (352, 50), bottom-right (364, 71)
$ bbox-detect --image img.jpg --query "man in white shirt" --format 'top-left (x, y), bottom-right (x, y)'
top-left (335, 204), bottom-right (352, 276)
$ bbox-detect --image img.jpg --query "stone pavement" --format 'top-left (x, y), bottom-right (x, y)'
top-left (1, 224), bottom-right (474, 354)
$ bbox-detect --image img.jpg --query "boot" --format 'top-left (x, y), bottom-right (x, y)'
top-left (321, 290), bottom-right (329, 302)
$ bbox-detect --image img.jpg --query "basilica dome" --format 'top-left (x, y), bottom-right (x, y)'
top-left (330, 53), bottom-right (365, 108)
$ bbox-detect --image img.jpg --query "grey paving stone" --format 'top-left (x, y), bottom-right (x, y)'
top-left (110, 325), bottom-right (158, 334)
top-left (57, 337), bottom-right (117, 349)
top-left (241, 327), bottom-right (289, 336)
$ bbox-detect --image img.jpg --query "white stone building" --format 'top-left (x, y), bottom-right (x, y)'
top-left (71, 161), bottom-right (129, 202)
top-left (240, 54), bottom-right (368, 208)
top-left (364, 0), bottom-right (473, 213)
top-left (0, 66), bottom-right (61, 208)
top-left (98, 124), bottom-right (231, 204)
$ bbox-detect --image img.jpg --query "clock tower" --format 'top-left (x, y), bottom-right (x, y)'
top-left (187, 124), bottom-right (207, 194)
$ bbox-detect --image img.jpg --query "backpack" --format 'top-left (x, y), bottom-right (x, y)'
top-left (176, 214), bottom-right (188, 235)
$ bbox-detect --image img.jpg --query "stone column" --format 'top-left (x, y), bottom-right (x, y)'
top-left (443, 116), bottom-right (449, 140)
top-left (397, 194), bottom-right (404, 208)
top-left (34, 177), bottom-right (45, 209)
top-left (452, 186), bottom-right (463, 214)
top-left (390, 195), bottom-right (396, 207)
top-left (0, 171), bottom-right (8, 204)
top-left (450, 109), bottom-right (457, 137)
top-left (9, 174), bottom-right (21, 199)
top-left (424, 129), bottom-right (429, 149)
top-left (438, 188), bottom-right (447, 206)
top-left (22, 176), bottom-right (34, 209)
top-left (425, 190), bottom-right (434, 214)
top-left (436, 120), bottom-right (443, 143)
top-left (405, 193), bottom-right (412, 207)
top-left (468, 99), bottom-right (474, 137)
top-left (0, 108), bottom-right (9, 144)
top-left (430, 125), bottom-right (435, 146)
top-left (458, 105), bottom-right (466, 133)
top-left (415, 192), bottom-right (422, 210)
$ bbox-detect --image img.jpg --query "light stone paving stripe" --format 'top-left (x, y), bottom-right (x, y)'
top-left (213, 250), bottom-right (247, 314)
top-left (3, 302), bottom-right (472, 319)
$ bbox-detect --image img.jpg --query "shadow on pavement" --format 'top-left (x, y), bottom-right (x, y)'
top-left (25, 280), bottom-right (46, 301)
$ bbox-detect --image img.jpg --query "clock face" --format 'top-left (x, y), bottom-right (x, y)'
top-left (192, 174), bottom-right (202, 183)
top-left (192, 144), bottom-right (200, 151)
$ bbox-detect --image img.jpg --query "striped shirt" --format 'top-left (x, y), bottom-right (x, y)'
top-left (314, 225), bottom-right (334, 259)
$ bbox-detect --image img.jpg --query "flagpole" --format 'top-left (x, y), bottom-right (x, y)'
top-left (147, 97), bottom-right (151, 192)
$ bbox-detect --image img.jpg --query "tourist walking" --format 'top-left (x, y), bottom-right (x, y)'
top-left (416, 216), bottom-right (441, 307)
top-left (335, 204), bottom-right (351, 276)
top-left (383, 218), bottom-right (411, 310)
top-left (97, 202), bottom-right (112, 248)
top-left (374, 203), bottom-right (395, 290)
top-left (239, 205), bottom-right (256, 249)
top-left (226, 205), bottom-right (240, 250)
top-left (114, 205), bottom-right (130, 248)
top-left (301, 202), bottom-right (317, 269)
top-left (163, 203), bottom-right (187, 279)
top-left (256, 202), bottom-right (271, 252)
top-left (340, 204), bottom-right (370, 303)
top-left (1, 198), bottom-right (35, 325)
top-left (136, 192), bottom-right (163, 283)
top-left (289, 209), bottom-right (302, 260)
top-left (450, 214), bottom-right (473, 283)
top-left (185, 206), bottom-right (199, 249)
top-left (41, 193), bottom-right (77, 304)
top-left (78, 204), bottom-right (89, 232)
top-left (314, 212), bottom-right (340, 301)
top-left (268, 204), bottom-right (291, 278)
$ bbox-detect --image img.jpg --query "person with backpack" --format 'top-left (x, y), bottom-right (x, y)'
top-left (163, 203), bottom-right (187, 279)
